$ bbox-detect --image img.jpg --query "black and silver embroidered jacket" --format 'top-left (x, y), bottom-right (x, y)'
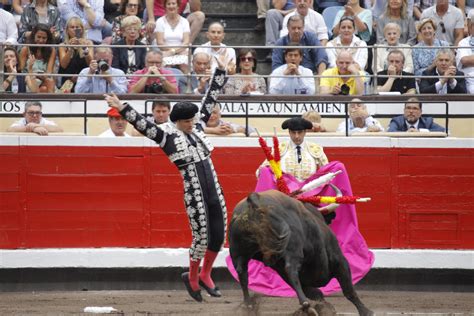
top-left (120, 68), bottom-right (226, 168)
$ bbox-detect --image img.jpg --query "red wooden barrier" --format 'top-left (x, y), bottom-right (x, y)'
top-left (0, 145), bottom-right (472, 250)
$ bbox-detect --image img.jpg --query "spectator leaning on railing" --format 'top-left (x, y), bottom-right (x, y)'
top-left (75, 45), bottom-right (128, 93)
top-left (456, 9), bottom-right (474, 94)
top-left (302, 110), bottom-right (326, 132)
top-left (269, 46), bottom-right (315, 95)
top-left (336, 99), bottom-right (384, 134)
top-left (201, 104), bottom-right (256, 136)
top-left (128, 50), bottom-right (178, 94)
top-left (6, 101), bottom-right (64, 135)
top-left (376, 50), bottom-right (416, 94)
top-left (419, 48), bottom-right (467, 93)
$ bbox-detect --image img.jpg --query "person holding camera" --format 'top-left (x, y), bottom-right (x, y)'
top-left (319, 50), bottom-right (365, 95)
top-left (75, 46), bottom-right (128, 94)
top-left (128, 50), bottom-right (178, 94)
top-left (58, 17), bottom-right (94, 93)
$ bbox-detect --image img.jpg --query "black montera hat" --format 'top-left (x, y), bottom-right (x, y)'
top-left (170, 102), bottom-right (199, 122)
top-left (281, 117), bottom-right (313, 131)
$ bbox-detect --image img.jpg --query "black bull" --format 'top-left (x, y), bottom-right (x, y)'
top-left (228, 190), bottom-right (373, 315)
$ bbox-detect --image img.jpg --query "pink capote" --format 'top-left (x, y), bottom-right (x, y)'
top-left (226, 161), bottom-right (374, 297)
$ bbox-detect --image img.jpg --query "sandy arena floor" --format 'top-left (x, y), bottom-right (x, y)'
top-left (0, 289), bottom-right (472, 315)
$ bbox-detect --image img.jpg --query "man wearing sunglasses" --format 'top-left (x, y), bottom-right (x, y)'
top-left (7, 101), bottom-right (64, 136)
top-left (420, 0), bottom-right (464, 45)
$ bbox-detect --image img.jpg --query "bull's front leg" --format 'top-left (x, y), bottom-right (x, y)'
top-left (233, 256), bottom-right (252, 308)
top-left (283, 256), bottom-right (311, 311)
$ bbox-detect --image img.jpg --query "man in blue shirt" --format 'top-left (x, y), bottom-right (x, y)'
top-left (75, 46), bottom-right (128, 94)
top-left (271, 15), bottom-right (328, 75)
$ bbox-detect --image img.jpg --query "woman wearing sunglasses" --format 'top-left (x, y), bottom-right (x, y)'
top-left (412, 18), bottom-right (449, 77)
top-left (111, 0), bottom-right (152, 44)
top-left (223, 48), bottom-right (266, 95)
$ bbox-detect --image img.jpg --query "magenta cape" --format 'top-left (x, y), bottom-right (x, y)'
top-left (226, 161), bottom-right (374, 297)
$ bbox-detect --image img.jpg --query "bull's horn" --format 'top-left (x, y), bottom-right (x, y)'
top-left (318, 184), bottom-right (342, 214)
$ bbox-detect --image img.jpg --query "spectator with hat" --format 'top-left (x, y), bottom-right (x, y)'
top-left (99, 107), bottom-right (131, 137)
top-left (257, 117), bottom-right (328, 182)
top-left (104, 60), bottom-right (229, 303)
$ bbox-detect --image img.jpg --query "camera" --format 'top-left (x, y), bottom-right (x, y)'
top-left (340, 84), bottom-right (350, 96)
top-left (144, 82), bottom-right (164, 94)
top-left (74, 28), bottom-right (82, 38)
top-left (97, 59), bottom-right (109, 72)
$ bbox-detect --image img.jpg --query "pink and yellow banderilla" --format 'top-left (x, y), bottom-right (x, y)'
top-left (256, 129), bottom-right (370, 210)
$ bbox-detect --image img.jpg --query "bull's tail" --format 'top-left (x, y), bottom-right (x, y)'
top-left (246, 193), bottom-right (291, 264)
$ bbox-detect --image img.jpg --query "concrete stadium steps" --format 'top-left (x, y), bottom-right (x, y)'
top-left (201, 0), bottom-right (258, 15)
top-left (196, 0), bottom-right (272, 75)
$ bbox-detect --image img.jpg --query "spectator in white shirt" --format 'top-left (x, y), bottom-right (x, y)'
top-left (337, 99), bottom-right (384, 134)
top-left (99, 107), bottom-right (131, 137)
top-left (269, 46), bottom-right (315, 94)
top-left (193, 22), bottom-right (236, 73)
top-left (7, 101), bottom-right (63, 135)
top-left (456, 9), bottom-right (474, 94)
top-left (0, 8), bottom-right (18, 44)
top-left (280, 0), bottom-right (328, 46)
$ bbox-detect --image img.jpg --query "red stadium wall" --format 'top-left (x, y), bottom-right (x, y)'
top-left (0, 144), bottom-right (472, 250)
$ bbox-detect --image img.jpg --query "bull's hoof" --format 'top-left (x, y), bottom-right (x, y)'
top-left (181, 272), bottom-right (203, 302)
top-left (314, 301), bottom-right (336, 316)
top-left (199, 279), bottom-right (222, 297)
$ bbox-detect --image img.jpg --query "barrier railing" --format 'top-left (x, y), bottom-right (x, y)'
top-left (1, 43), bottom-right (473, 94)
top-left (0, 94), bottom-right (461, 137)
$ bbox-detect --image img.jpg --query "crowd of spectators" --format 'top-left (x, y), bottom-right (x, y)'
top-left (1, 0), bottom-right (473, 95)
top-left (0, 0), bottom-right (463, 135)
